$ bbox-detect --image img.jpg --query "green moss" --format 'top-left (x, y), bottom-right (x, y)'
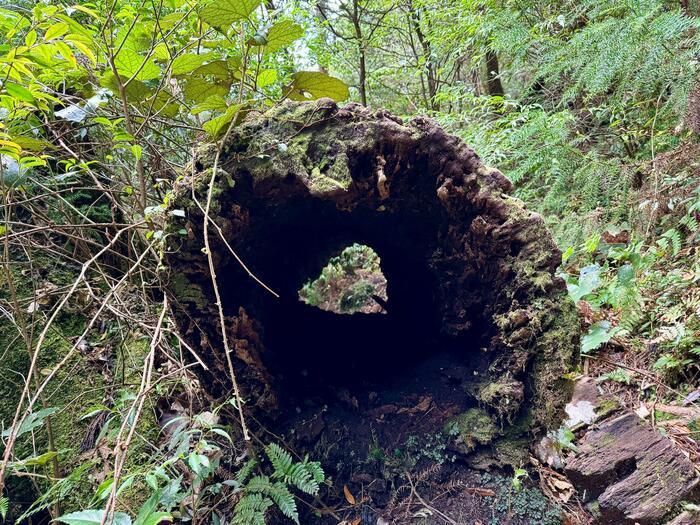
top-left (0, 261), bottom-right (158, 518)
top-left (444, 408), bottom-right (499, 452)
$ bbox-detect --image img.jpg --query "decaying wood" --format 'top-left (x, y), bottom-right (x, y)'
top-left (163, 99), bottom-right (579, 445)
top-left (565, 412), bottom-right (700, 524)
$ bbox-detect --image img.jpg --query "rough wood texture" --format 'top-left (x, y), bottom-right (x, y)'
top-left (566, 412), bottom-right (699, 524)
top-left (163, 99), bottom-right (578, 443)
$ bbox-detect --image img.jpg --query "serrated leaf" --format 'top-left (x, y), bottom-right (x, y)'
top-left (286, 71), bottom-right (349, 102)
top-left (57, 510), bottom-right (132, 525)
top-left (183, 77), bottom-right (230, 104)
top-left (199, 0), bottom-right (262, 28)
top-left (191, 94), bottom-right (228, 115)
top-left (202, 104), bottom-right (241, 137)
top-left (171, 53), bottom-right (213, 76)
top-left (256, 69), bottom-right (277, 88)
top-left (114, 49), bottom-right (161, 81)
top-left (262, 20), bottom-right (303, 54)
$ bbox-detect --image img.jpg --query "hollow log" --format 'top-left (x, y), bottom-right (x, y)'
top-left (163, 99), bottom-right (578, 455)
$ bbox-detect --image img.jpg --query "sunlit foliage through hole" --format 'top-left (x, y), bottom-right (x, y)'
top-left (298, 244), bottom-right (388, 314)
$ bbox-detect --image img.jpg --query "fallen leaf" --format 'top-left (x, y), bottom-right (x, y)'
top-left (343, 484), bottom-right (356, 505)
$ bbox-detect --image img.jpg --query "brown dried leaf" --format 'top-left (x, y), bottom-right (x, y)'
top-left (343, 484), bottom-right (356, 505)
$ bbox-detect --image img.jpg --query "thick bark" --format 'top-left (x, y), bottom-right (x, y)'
top-left (164, 99), bottom-right (578, 451)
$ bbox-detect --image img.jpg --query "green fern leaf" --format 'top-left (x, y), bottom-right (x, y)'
top-left (0, 496), bottom-right (8, 520)
top-left (232, 494), bottom-right (272, 525)
top-left (236, 458), bottom-right (258, 485)
top-left (265, 443), bottom-right (293, 478)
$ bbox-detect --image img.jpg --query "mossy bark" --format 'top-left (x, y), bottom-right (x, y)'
top-left (163, 99), bottom-right (579, 448)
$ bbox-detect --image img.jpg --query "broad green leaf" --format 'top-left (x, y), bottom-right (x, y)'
top-left (138, 513), bottom-right (171, 525)
top-left (65, 34), bottom-right (97, 65)
top-left (202, 104), bottom-right (242, 137)
top-left (44, 22), bottom-right (69, 41)
top-left (567, 264), bottom-right (601, 302)
top-left (2, 407), bottom-right (58, 438)
top-left (262, 20), bottom-right (303, 54)
top-left (101, 73), bottom-right (153, 102)
top-left (25, 29), bottom-right (37, 47)
top-left (193, 60), bottom-right (233, 79)
top-left (581, 321), bottom-right (620, 354)
top-left (183, 78), bottom-right (230, 104)
top-left (131, 144), bottom-right (143, 160)
top-left (54, 40), bottom-right (77, 66)
top-left (286, 72), bottom-right (349, 102)
top-left (191, 94), bottom-right (228, 115)
top-left (171, 53), bottom-right (212, 76)
top-left (4, 82), bottom-right (35, 103)
top-left (57, 510), bottom-right (131, 525)
top-left (256, 69), bottom-right (277, 88)
top-left (13, 450), bottom-right (59, 468)
top-left (617, 264), bottom-right (635, 286)
top-left (199, 0), bottom-right (262, 28)
top-left (153, 43), bottom-right (170, 61)
top-left (114, 49), bottom-right (161, 81)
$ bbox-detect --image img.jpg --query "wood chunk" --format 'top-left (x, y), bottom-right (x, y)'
top-left (665, 511), bottom-right (700, 525)
top-left (565, 412), bottom-right (699, 524)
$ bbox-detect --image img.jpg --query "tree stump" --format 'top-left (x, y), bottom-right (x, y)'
top-left (163, 99), bottom-right (578, 456)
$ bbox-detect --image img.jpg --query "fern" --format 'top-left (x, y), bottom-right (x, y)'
top-left (246, 476), bottom-right (298, 523)
top-left (265, 444), bottom-right (324, 496)
top-left (0, 496), bottom-right (8, 521)
top-left (231, 445), bottom-right (325, 525)
top-left (265, 443), bottom-right (293, 478)
top-left (232, 494), bottom-right (272, 525)
top-left (661, 228), bottom-right (683, 255)
top-left (236, 458), bottom-right (258, 486)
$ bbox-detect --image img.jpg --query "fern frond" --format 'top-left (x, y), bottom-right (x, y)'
top-left (236, 458), bottom-right (258, 485)
top-left (265, 443), bottom-right (293, 478)
top-left (0, 496), bottom-right (8, 520)
top-left (246, 476), bottom-right (298, 523)
top-left (232, 493), bottom-right (272, 525)
top-left (661, 228), bottom-right (683, 255)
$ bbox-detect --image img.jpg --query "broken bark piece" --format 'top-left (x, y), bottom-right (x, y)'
top-left (565, 412), bottom-right (700, 524)
top-left (164, 99), bottom-right (578, 446)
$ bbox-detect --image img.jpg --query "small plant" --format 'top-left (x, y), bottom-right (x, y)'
top-left (233, 443), bottom-right (325, 525)
top-left (511, 468), bottom-right (528, 492)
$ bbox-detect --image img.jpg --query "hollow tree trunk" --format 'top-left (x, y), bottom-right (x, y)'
top-left (163, 99), bottom-right (578, 462)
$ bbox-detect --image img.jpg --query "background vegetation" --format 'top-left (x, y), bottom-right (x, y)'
top-left (1, 0), bottom-right (699, 523)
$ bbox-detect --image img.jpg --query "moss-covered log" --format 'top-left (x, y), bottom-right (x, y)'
top-left (163, 99), bottom-right (579, 454)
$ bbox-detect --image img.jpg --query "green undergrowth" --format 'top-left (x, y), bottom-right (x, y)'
top-left (0, 256), bottom-right (158, 520)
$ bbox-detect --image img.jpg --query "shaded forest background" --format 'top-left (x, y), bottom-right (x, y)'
top-left (1, 0), bottom-right (700, 523)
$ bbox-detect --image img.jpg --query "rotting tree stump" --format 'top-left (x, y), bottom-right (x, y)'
top-left (163, 99), bottom-right (579, 470)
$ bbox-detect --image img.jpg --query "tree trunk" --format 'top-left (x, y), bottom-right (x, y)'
top-left (485, 49), bottom-right (504, 97)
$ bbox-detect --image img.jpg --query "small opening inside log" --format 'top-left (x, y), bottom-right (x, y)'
top-left (298, 243), bottom-right (388, 314)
